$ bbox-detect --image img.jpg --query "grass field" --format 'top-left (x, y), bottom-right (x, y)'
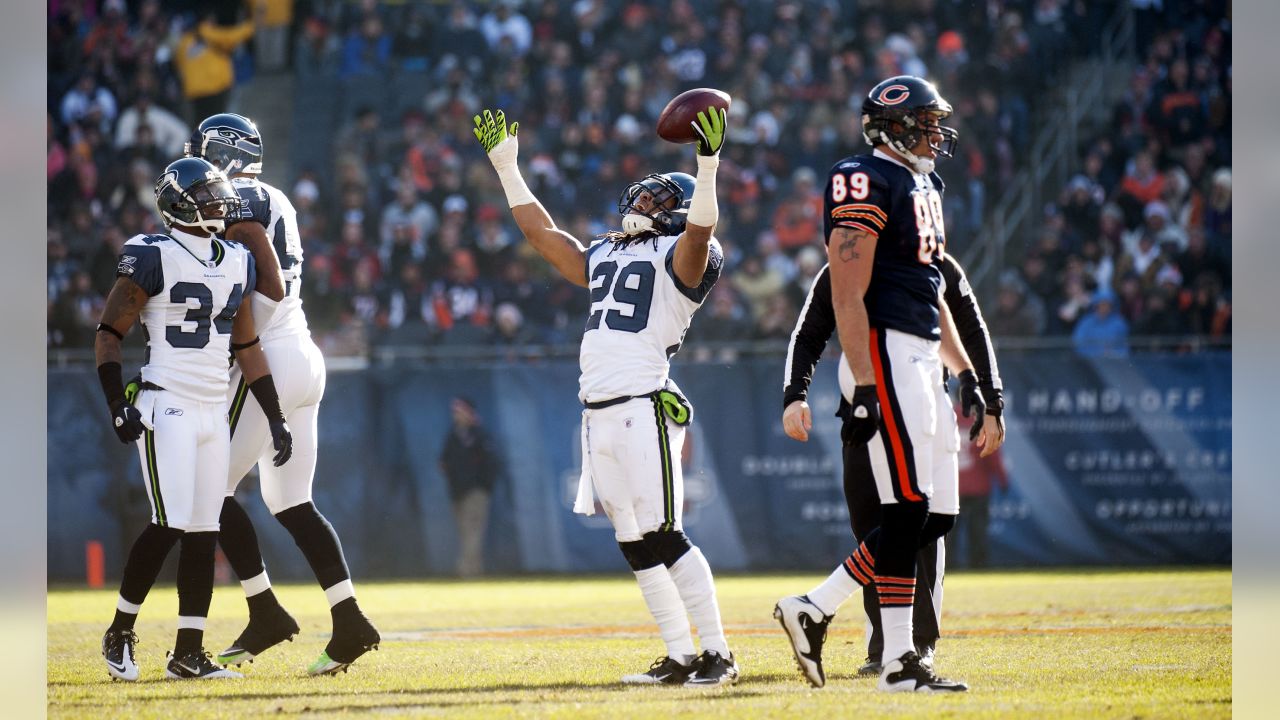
top-left (48, 568), bottom-right (1230, 718)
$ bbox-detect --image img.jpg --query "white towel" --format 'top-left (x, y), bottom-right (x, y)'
top-left (573, 412), bottom-right (596, 515)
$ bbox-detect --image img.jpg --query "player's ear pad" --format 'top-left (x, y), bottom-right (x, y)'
top-left (642, 530), bottom-right (693, 568)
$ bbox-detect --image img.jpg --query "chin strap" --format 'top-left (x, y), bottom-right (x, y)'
top-left (622, 214), bottom-right (656, 235)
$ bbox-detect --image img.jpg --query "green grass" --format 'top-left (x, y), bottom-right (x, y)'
top-left (48, 569), bottom-right (1231, 718)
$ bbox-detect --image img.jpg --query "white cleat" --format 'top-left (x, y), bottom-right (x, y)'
top-left (773, 595), bottom-right (831, 688)
top-left (877, 651), bottom-right (967, 693)
top-left (102, 629), bottom-right (140, 682)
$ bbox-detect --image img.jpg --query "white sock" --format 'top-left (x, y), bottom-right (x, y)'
top-left (634, 566), bottom-right (695, 662)
top-left (668, 547), bottom-right (729, 657)
top-left (117, 596), bottom-right (141, 614)
top-left (241, 570), bottom-right (271, 597)
top-left (805, 563), bottom-right (860, 617)
top-left (176, 615), bottom-right (206, 631)
top-left (882, 606), bottom-right (914, 664)
top-left (324, 579), bottom-right (355, 607)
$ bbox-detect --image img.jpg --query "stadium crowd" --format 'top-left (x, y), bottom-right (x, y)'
top-left (47, 0), bottom-right (1230, 357)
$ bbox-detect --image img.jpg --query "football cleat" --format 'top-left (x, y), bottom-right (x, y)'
top-left (620, 655), bottom-right (695, 685)
top-left (165, 650), bottom-right (244, 680)
top-left (877, 651), bottom-right (967, 693)
top-left (308, 610), bottom-right (380, 676)
top-left (917, 645), bottom-right (936, 672)
top-left (685, 650), bottom-right (739, 687)
top-left (102, 628), bottom-right (140, 682)
top-left (217, 604), bottom-right (300, 666)
top-left (857, 656), bottom-right (883, 676)
top-left (773, 595), bottom-right (831, 688)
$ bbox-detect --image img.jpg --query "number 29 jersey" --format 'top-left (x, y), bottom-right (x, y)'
top-left (823, 150), bottom-right (947, 341)
top-left (116, 231), bottom-right (257, 403)
top-left (578, 235), bottom-right (723, 403)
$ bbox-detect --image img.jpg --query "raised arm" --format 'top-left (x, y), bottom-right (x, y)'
top-left (474, 109), bottom-right (588, 288)
top-left (672, 105), bottom-right (728, 287)
top-left (225, 219), bottom-right (285, 302)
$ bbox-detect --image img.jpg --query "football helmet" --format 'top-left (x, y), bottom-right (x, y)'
top-left (155, 158), bottom-right (240, 234)
top-left (616, 172), bottom-right (696, 236)
top-left (861, 75), bottom-right (958, 173)
top-left (185, 113), bottom-right (263, 175)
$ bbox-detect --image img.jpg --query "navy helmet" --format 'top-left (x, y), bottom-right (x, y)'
top-left (185, 113), bottom-right (263, 176)
top-left (616, 172), bottom-right (697, 236)
top-left (861, 75), bottom-right (958, 168)
top-left (154, 157), bottom-right (240, 234)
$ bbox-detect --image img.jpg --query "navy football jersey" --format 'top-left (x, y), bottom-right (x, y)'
top-left (822, 150), bottom-right (947, 340)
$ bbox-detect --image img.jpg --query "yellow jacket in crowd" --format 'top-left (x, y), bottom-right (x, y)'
top-left (174, 20), bottom-right (255, 101)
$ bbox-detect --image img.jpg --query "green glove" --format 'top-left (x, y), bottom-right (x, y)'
top-left (472, 109), bottom-right (519, 154)
top-left (124, 374), bottom-right (141, 405)
top-left (691, 105), bottom-right (728, 157)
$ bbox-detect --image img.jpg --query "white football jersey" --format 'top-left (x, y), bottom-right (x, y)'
top-left (227, 176), bottom-right (309, 342)
top-left (118, 230), bottom-right (256, 404)
top-left (579, 234), bottom-right (723, 402)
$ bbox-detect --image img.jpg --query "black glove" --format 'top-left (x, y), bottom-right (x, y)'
top-left (109, 399), bottom-right (146, 444)
top-left (268, 419), bottom-right (293, 467)
top-left (958, 370), bottom-right (987, 441)
top-left (840, 385), bottom-right (880, 446)
top-left (980, 382), bottom-right (1003, 417)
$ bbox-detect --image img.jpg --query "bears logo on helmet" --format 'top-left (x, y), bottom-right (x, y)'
top-left (862, 75), bottom-right (958, 174)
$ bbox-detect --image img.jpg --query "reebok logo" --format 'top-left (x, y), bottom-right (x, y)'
top-left (165, 408), bottom-right (184, 416)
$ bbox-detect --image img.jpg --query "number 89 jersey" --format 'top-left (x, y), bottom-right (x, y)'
top-left (578, 235), bottom-right (723, 403)
top-left (117, 231), bottom-right (257, 403)
top-left (822, 150), bottom-right (946, 341)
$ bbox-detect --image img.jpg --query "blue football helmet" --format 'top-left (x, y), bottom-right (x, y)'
top-left (862, 75), bottom-right (958, 169)
top-left (616, 172), bottom-right (697, 236)
top-left (185, 113), bottom-right (263, 175)
top-left (154, 158), bottom-right (240, 234)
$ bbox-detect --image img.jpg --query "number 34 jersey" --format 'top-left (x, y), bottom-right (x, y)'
top-left (117, 230), bottom-right (257, 403)
top-left (578, 235), bottom-right (723, 403)
top-left (822, 150), bottom-right (947, 341)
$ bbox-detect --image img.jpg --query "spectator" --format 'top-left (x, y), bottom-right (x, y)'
top-left (989, 274), bottom-right (1045, 337)
top-left (340, 12), bottom-right (392, 78)
top-left (49, 270), bottom-right (105, 349)
top-left (480, 0), bottom-right (532, 58)
top-left (250, 0), bottom-right (293, 72)
top-left (438, 396), bottom-right (502, 577)
top-left (1072, 289), bottom-right (1129, 358)
top-left (491, 302), bottom-right (537, 347)
top-left (60, 73), bottom-right (117, 136)
top-left (173, 13), bottom-right (255, 123)
top-left (731, 255), bottom-right (785, 321)
top-left (431, 249), bottom-right (493, 344)
top-left (954, 409), bottom-right (1009, 568)
top-left (379, 183), bottom-right (437, 269)
top-left (113, 94), bottom-right (188, 156)
top-left (771, 167), bottom-right (823, 254)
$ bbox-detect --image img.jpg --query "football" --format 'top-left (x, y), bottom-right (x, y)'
top-left (656, 88), bottom-right (732, 144)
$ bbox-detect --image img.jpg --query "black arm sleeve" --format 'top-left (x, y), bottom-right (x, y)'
top-left (940, 254), bottom-right (1002, 393)
top-left (782, 264), bottom-right (838, 409)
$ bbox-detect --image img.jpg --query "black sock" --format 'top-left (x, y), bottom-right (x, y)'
top-left (175, 628), bottom-right (203, 656)
top-left (175, 531), bottom-right (218, 654)
top-left (218, 496), bottom-right (268, 581)
top-left (247, 589), bottom-right (281, 617)
top-left (331, 597), bottom-right (361, 624)
top-left (111, 523), bottom-right (183, 631)
top-left (275, 502), bottom-right (352, 590)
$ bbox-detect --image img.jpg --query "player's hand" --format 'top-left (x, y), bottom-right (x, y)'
top-left (691, 105), bottom-right (727, 156)
top-left (976, 414), bottom-right (1006, 458)
top-left (783, 400), bottom-right (813, 442)
top-left (268, 419), bottom-right (293, 467)
top-left (109, 400), bottom-right (145, 444)
top-left (957, 370), bottom-right (987, 441)
top-left (124, 374), bottom-right (141, 405)
top-left (840, 385), bottom-right (880, 446)
top-left (473, 108), bottom-right (519, 165)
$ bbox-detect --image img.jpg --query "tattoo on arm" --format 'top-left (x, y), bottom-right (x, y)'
top-left (95, 278), bottom-right (147, 365)
top-left (834, 227), bottom-right (873, 263)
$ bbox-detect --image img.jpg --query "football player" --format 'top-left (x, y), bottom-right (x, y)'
top-left (185, 113), bottom-right (380, 675)
top-left (774, 252), bottom-right (1005, 687)
top-left (775, 75), bottom-right (983, 693)
top-left (97, 157), bottom-right (293, 681)
top-left (473, 106), bottom-right (738, 686)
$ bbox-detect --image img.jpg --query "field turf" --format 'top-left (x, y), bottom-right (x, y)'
top-left (47, 568), bottom-right (1230, 718)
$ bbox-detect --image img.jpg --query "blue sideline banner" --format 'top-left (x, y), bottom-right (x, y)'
top-left (47, 351), bottom-right (1229, 581)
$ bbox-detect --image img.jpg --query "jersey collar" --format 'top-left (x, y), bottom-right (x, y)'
top-left (873, 148), bottom-right (918, 173)
top-left (170, 228), bottom-right (223, 268)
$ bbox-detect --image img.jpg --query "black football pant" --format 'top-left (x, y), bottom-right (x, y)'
top-left (844, 440), bottom-right (941, 661)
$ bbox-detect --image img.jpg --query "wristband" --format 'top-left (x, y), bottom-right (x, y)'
top-left (248, 375), bottom-right (285, 422)
top-left (495, 163), bottom-right (535, 208)
top-left (231, 336), bottom-right (261, 351)
top-left (686, 154), bottom-right (720, 227)
top-left (97, 361), bottom-right (127, 408)
top-left (97, 323), bottom-right (124, 341)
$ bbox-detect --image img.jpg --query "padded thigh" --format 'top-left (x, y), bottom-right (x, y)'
top-left (619, 540), bottom-right (661, 571)
top-left (642, 529), bottom-right (693, 568)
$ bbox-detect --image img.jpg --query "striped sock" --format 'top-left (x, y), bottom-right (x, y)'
top-left (878, 575), bottom-right (917, 663)
top-left (806, 541), bottom-right (876, 616)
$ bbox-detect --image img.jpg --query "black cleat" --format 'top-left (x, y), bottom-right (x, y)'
top-left (857, 656), bottom-right (883, 676)
top-left (773, 595), bottom-right (831, 687)
top-left (877, 651), bottom-right (967, 693)
top-left (620, 655), bottom-right (696, 685)
top-left (309, 608), bottom-right (380, 676)
top-left (685, 650), bottom-right (739, 687)
top-left (102, 629), bottom-right (140, 682)
top-left (166, 650), bottom-right (243, 680)
top-left (217, 604), bottom-right (300, 666)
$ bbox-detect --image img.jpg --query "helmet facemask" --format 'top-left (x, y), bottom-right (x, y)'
top-left (156, 170), bottom-right (240, 235)
top-left (863, 109), bottom-right (959, 174)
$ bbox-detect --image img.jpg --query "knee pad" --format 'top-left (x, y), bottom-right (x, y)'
top-left (920, 513), bottom-right (956, 545)
top-left (641, 529), bottom-right (692, 568)
top-left (619, 540), bottom-right (661, 572)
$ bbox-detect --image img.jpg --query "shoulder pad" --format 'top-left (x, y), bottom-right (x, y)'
top-left (829, 156), bottom-right (889, 187)
top-left (124, 233), bottom-right (170, 247)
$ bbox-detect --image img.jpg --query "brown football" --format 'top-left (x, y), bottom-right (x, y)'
top-left (656, 88), bottom-right (732, 144)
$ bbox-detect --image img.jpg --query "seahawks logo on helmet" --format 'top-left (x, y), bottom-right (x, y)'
top-left (185, 113), bottom-right (264, 175)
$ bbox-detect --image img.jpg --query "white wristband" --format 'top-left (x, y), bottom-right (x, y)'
top-left (686, 154), bottom-right (720, 228)
top-left (495, 162), bottom-right (535, 208)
